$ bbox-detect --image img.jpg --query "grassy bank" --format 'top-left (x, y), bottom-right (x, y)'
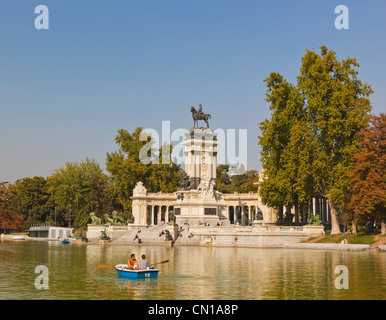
top-left (303, 232), bottom-right (386, 245)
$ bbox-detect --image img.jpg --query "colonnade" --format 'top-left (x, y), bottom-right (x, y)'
top-left (311, 197), bottom-right (331, 224)
top-left (140, 198), bottom-right (331, 227)
top-left (227, 205), bottom-right (260, 226)
top-left (147, 205), bottom-right (174, 225)
top-left (281, 196), bottom-right (331, 224)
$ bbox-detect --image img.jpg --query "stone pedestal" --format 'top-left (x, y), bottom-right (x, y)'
top-left (182, 128), bottom-right (219, 188)
top-left (167, 223), bottom-right (179, 241)
top-left (174, 128), bottom-right (225, 225)
top-left (106, 226), bottom-right (129, 240)
top-left (86, 225), bottom-right (106, 241)
top-left (174, 190), bottom-right (223, 225)
top-left (163, 240), bottom-right (173, 247)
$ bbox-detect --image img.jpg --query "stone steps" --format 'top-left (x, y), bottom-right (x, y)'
top-left (369, 236), bottom-right (386, 248)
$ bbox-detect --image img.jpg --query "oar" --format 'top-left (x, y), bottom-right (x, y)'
top-left (97, 264), bottom-right (116, 269)
top-left (148, 260), bottom-right (169, 267)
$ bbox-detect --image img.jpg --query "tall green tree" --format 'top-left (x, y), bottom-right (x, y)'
top-left (48, 158), bottom-right (111, 229)
top-left (259, 46), bottom-right (373, 233)
top-left (259, 72), bottom-right (314, 216)
top-left (11, 177), bottom-right (52, 228)
top-left (106, 127), bottom-right (183, 216)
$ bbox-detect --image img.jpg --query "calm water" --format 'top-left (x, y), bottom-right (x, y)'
top-left (0, 239), bottom-right (385, 300)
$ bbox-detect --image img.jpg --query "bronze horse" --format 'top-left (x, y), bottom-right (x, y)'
top-left (190, 106), bottom-right (211, 128)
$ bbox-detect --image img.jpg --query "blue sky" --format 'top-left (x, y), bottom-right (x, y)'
top-left (1, 0), bottom-right (385, 183)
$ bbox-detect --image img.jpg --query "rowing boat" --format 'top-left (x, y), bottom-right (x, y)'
top-left (62, 239), bottom-right (70, 244)
top-left (114, 264), bottom-right (159, 279)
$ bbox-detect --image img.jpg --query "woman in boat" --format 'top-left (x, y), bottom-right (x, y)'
top-left (139, 254), bottom-right (148, 270)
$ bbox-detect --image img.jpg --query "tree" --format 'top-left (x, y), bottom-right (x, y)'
top-left (258, 72), bottom-right (315, 218)
top-left (106, 127), bottom-right (183, 216)
top-left (216, 165), bottom-right (259, 193)
top-left (346, 113), bottom-right (386, 234)
top-left (11, 177), bottom-right (51, 229)
top-left (0, 182), bottom-right (23, 232)
top-left (216, 165), bottom-right (233, 193)
top-left (259, 46), bottom-right (373, 233)
top-left (48, 158), bottom-right (111, 229)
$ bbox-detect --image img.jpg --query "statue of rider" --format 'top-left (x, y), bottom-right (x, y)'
top-left (198, 104), bottom-right (203, 118)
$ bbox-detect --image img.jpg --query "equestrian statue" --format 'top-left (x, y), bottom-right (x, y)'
top-left (190, 104), bottom-right (211, 128)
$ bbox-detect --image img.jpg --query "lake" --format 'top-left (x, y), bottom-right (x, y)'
top-left (0, 240), bottom-right (385, 300)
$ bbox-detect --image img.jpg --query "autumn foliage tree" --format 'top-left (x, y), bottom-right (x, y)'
top-left (0, 182), bottom-right (23, 233)
top-left (346, 113), bottom-right (386, 234)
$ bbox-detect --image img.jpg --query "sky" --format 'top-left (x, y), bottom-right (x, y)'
top-left (1, 0), bottom-right (385, 183)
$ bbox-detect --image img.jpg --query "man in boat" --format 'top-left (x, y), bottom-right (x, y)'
top-left (127, 254), bottom-right (139, 270)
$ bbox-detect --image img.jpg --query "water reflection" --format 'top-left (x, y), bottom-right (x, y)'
top-left (0, 240), bottom-right (385, 300)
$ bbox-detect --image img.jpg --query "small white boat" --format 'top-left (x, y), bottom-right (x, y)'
top-left (114, 264), bottom-right (159, 279)
top-left (13, 236), bottom-right (25, 240)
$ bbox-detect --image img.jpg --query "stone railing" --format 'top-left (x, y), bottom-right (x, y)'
top-left (188, 224), bottom-right (325, 236)
top-left (222, 192), bottom-right (259, 200)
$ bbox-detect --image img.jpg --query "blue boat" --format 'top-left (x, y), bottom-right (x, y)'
top-left (114, 264), bottom-right (159, 279)
top-left (62, 239), bottom-right (70, 244)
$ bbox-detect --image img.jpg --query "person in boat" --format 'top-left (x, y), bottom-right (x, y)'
top-left (127, 254), bottom-right (139, 270)
top-left (140, 254), bottom-right (148, 270)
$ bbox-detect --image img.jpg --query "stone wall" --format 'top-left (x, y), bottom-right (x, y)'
top-left (86, 223), bottom-right (325, 248)
top-left (177, 224), bottom-right (325, 248)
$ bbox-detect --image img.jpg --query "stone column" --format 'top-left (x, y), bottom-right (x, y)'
top-left (323, 198), bottom-right (327, 224)
top-left (309, 198), bottom-right (313, 217)
top-left (312, 198), bottom-right (316, 217)
top-left (151, 205), bottom-right (155, 226)
top-left (241, 206), bottom-right (246, 226)
top-left (157, 205), bottom-right (161, 224)
top-left (165, 206), bottom-right (169, 223)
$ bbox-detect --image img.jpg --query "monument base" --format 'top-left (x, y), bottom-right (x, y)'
top-left (127, 224), bottom-right (148, 231)
top-left (174, 189), bottom-right (224, 226)
top-left (166, 223), bottom-right (179, 241)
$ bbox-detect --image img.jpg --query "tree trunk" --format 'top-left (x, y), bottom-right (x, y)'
top-left (381, 219), bottom-right (386, 235)
top-left (365, 216), bottom-right (375, 233)
top-left (278, 206), bottom-right (283, 225)
top-left (329, 200), bottom-right (341, 234)
top-left (380, 207), bottom-right (386, 235)
top-left (351, 220), bottom-right (357, 234)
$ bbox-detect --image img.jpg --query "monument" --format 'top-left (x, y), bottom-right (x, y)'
top-left (87, 105), bottom-right (325, 244)
top-left (128, 105), bottom-right (264, 228)
top-left (173, 106), bottom-right (226, 224)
